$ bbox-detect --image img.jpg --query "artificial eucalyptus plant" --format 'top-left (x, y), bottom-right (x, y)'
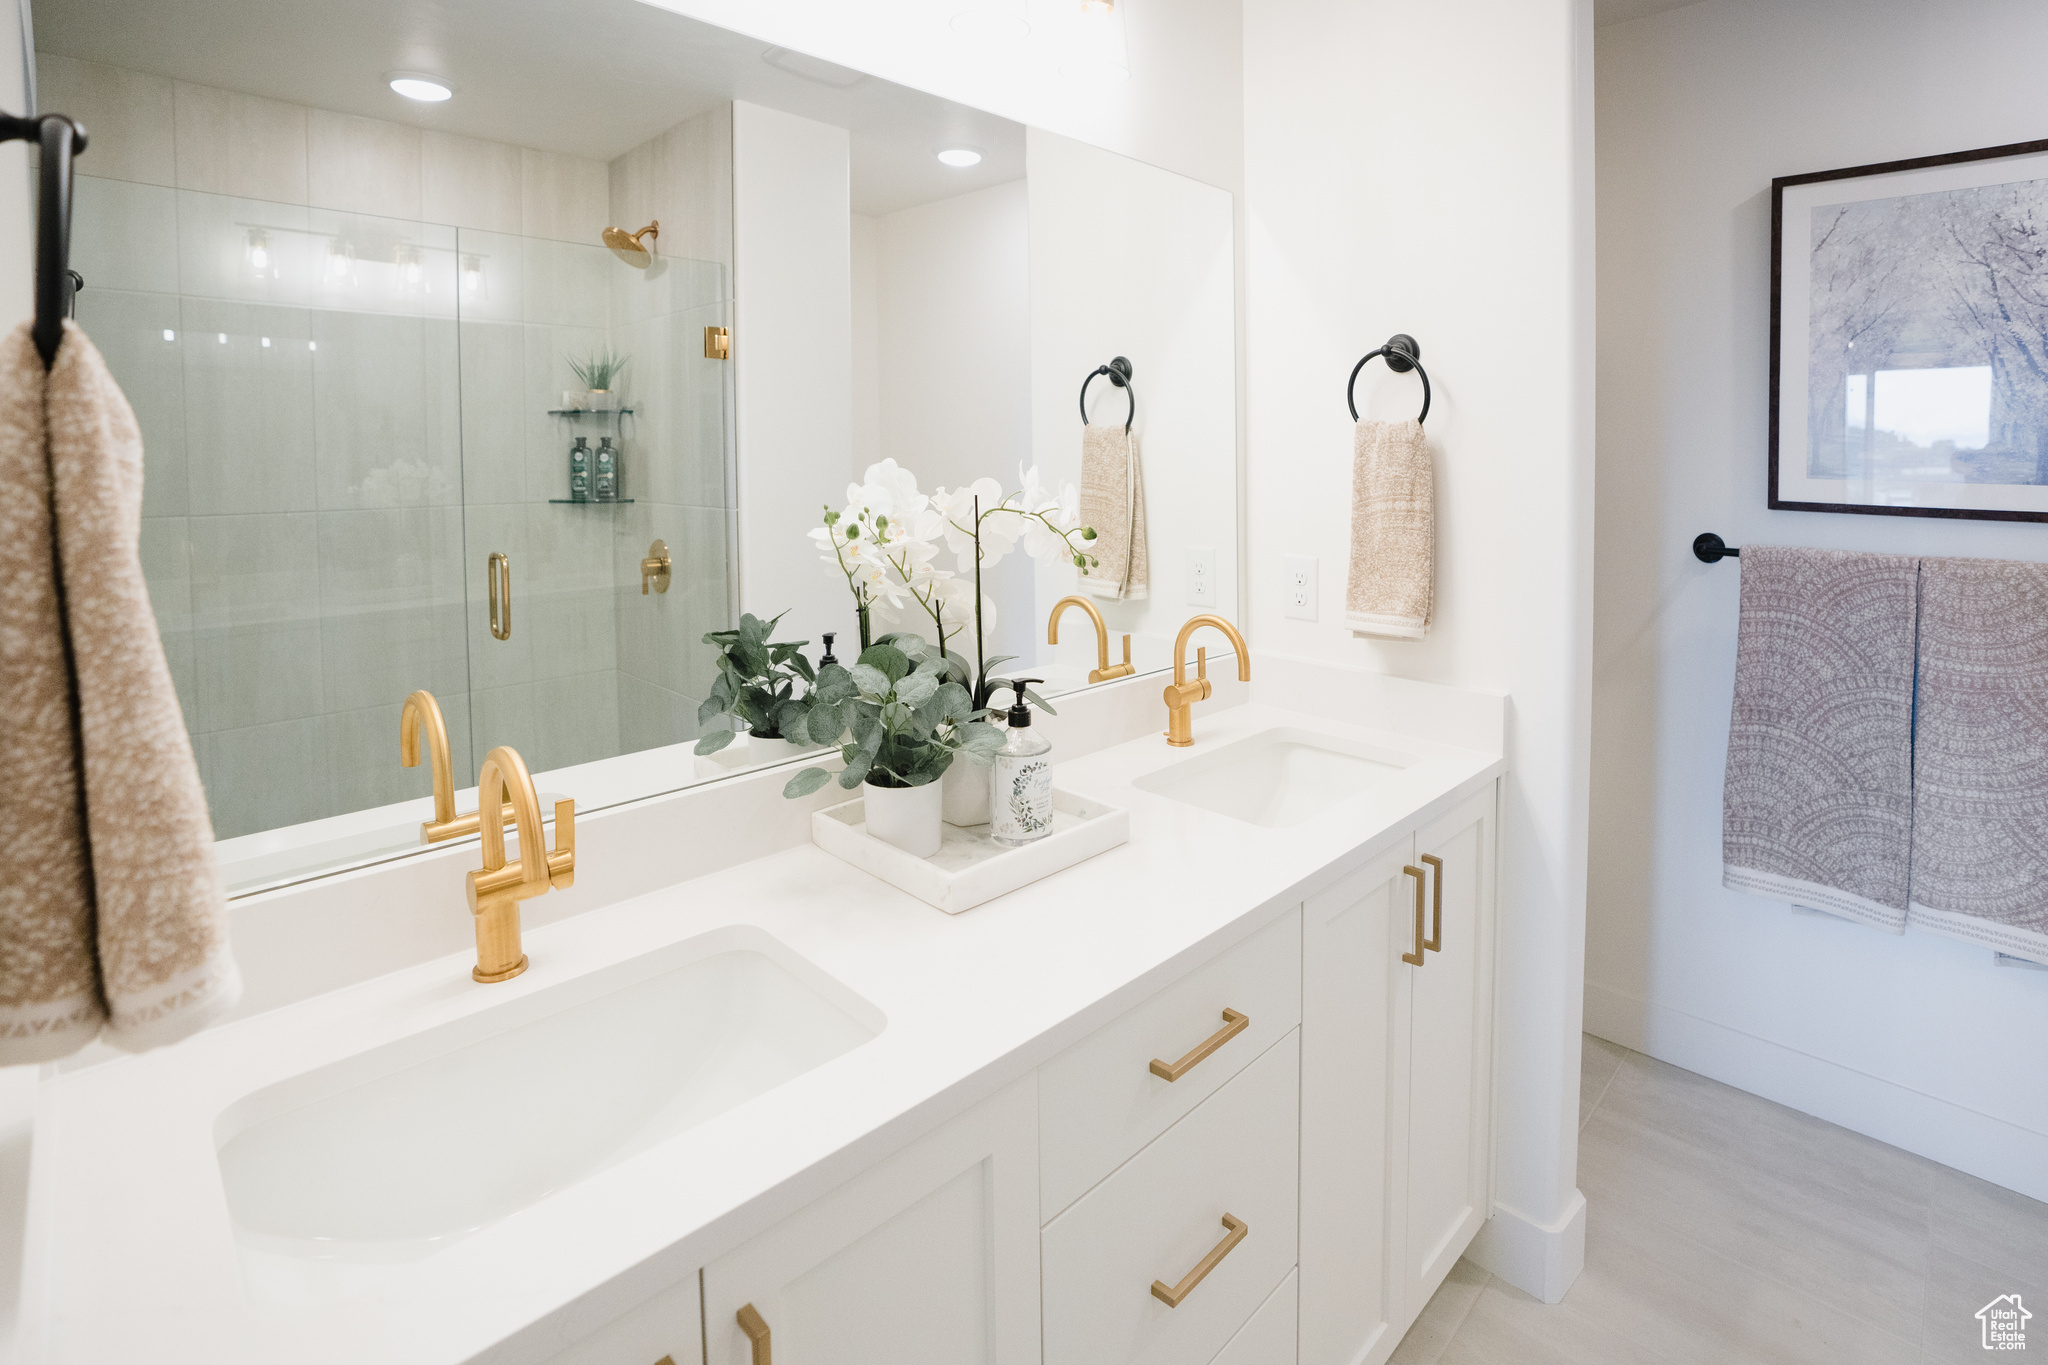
top-left (781, 634), bottom-right (1004, 797)
top-left (694, 612), bottom-right (818, 755)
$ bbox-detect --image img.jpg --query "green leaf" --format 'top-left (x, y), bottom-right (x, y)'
top-left (788, 654), bottom-right (817, 684)
top-left (857, 643), bottom-right (911, 682)
top-left (932, 681), bottom-right (975, 723)
top-left (696, 695), bottom-right (724, 727)
top-left (1023, 687), bottom-right (1057, 715)
top-left (894, 672), bottom-right (939, 707)
top-left (782, 766), bottom-right (832, 798)
top-left (694, 727), bottom-right (737, 756)
top-left (981, 654), bottom-right (1018, 674)
top-left (957, 722), bottom-right (1005, 762)
top-left (849, 663), bottom-right (893, 697)
top-left (840, 751), bottom-right (873, 787)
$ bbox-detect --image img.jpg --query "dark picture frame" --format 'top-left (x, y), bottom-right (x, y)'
top-left (1770, 137), bottom-right (2048, 522)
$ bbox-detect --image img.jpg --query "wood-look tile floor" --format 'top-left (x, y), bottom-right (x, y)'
top-left (1389, 1035), bottom-right (2048, 1365)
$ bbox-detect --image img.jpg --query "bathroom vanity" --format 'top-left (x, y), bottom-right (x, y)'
top-left (16, 666), bottom-right (1503, 1365)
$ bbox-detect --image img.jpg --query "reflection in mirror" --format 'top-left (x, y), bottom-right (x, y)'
top-left (31, 0), bottom-right (1236, 894)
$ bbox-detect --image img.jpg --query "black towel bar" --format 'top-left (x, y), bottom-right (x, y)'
top-left (0, 112), bottom-right (88, 369)
top-left (1079, 356), bottom-right (1134, 433)
top-left (1693, 532), bottom-right (1740, 563)
top-left (1347, 333), bottom-right (1431, 424)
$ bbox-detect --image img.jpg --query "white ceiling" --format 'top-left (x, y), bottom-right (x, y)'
top-left (29, 0), bottom-right (1025, 215)
top-left (1593, 0), bottom-right (1707, 26)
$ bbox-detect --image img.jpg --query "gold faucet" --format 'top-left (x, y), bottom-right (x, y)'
top-left (1164, 614), bottom-right (1251, 747)
top-left (1048, 595), bottom-right (1136, 684)
top-left (464, 745), bottom-right (575, 983)
top-left (400, 689), bottom-right (519, 845)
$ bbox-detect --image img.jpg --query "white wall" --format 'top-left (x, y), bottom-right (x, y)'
top-left (1028, 129), bottom-right (1237, 674)
top-left (732, 100), bottom-right (854, 648)
top-left (851, 180), bottom-right (1034, 660)
top-left (1244, 0), bottom-right (1596, 1301)
top-left (1593, 0), bottom-right (2048, 1201)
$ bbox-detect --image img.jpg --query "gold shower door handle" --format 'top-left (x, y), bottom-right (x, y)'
top-left (1150, 1214), bottom-right (1248, 1307)
top-left (736, 1303), bottom-right (771, 1364)
top-left (1402, 865), bottom-right (1427, 966)
top-left (1149, 1009), bottom-right (1249, 1081)
top-left (487, 551), bottom-right (511, 640)
top-left (1420, 853), bottom-right (1443, 953)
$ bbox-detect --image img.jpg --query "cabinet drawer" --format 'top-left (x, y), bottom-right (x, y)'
top-left (541, 1272), bottom-right (701, 1365)
top-left (1039, 908), bottom-right (1300, 1220)
top-left (1042, 1029), bottom-right (1300, 1365)
top-left (1210, 1269), bottom-right (1297, 1365)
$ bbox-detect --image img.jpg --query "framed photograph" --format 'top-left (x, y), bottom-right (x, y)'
top-left (1772, 137), bottom-right (2048, 521)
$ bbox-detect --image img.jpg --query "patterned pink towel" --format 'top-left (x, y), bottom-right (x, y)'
top-left (1907, 557), bottom-right (2048, 963)
top-left (1721, 546), bottom-right (1919, 931)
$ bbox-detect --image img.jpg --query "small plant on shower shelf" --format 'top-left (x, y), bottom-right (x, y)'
top-left (567, 348), bottom-right (629, 411)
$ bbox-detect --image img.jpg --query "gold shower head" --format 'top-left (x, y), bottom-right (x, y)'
top-left (603, 220), bottom-right (660, 267)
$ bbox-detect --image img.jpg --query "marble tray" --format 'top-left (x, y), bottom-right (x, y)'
top-left (812, 788), bottom-right (1130, 914)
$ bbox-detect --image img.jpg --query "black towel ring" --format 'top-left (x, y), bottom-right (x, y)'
top-left (1079, 356), bottom-right (1135, 433)
top-left (1346, 333), bottom-right (1431, 424)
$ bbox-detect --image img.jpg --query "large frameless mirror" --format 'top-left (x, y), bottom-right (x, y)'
top-left (28, 0), bottom-right (1238, 894)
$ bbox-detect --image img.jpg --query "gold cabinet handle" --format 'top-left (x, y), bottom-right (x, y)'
top-left (487, 550), bottom-right (512, 640)
top-left (736, 1303), bottom-right (771, 1365)
top-left (1420, 853), bottom-right (1443, 953)
top-left (1150, 1009), bottom-right (1248, 1081)
top-left (1150, 1214), bottom-right (1248, 1307)
top-left (1402, 865), bottom-right (1427, 966)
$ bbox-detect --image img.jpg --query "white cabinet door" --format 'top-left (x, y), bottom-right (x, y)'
top-left (541, 1272), bottom-right (702, 1365)
top-left (1397, 785), bottom-right (1497, 1320)
top-left (1298, 839), bottom-right (1409, 1365)
top-left (701, 1076), bottom-right (1040, 1365)
top-left (1209, 1268), bottom-right (1297, 1365)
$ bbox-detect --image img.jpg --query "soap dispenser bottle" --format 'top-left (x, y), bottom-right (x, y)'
top-left (989, 679), bottom-right (1052, 847)
top-left (594, 436), bottom-right (619, 502)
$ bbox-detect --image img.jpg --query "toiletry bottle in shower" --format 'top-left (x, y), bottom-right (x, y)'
top-left (989, 679), bottom-right (1052, 846)
top-left (594, 436), bottom-right (618, 502)
top-left (568, 436), bottom-right (590, 501)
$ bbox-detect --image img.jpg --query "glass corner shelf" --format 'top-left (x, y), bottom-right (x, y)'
top-left (547, 407), bottom-right (635, 418)
top-left (548, 498), bottom-right (636, 505)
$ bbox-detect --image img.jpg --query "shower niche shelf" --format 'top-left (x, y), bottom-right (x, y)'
top-left (547, 407), bottom-right (635, 418)
top-left (548, 498), bottom-right (636, 506)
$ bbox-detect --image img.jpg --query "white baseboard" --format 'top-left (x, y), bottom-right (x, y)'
top-left (1583, 982), bottom-right (2048, 1203)
top-left (1466, 1189), bottom-right (1586, 1304)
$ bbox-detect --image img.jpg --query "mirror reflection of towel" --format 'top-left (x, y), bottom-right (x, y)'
top-left (1079, 422), bottom-right (1147, 601)
top-left (1346, 419), bottom-right (1433, 639)
top-left (0, 320), bottom-right (239, 1063)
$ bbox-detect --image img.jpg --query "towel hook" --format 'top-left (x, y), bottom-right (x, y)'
top-left (0, 112), bottom-right (89, 368)
top-left (1079, 356), bottom-right (1135, 433)
top-left (1347, 333), bottom-right (1431, 424)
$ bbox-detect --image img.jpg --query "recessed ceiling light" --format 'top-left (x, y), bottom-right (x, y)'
top-left (937, 147), bottom-right (984, 168)
top-left (387, 73), bottom-right (453, 103)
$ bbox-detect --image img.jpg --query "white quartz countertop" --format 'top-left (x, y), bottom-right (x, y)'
top-left (20, 701), bottom-right (1503, 1365)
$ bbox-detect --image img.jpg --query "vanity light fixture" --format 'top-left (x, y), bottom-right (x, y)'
top-left (245, 228), bottom-right (274, 278)
top-left (936, 146), bottom-right (983, 168)
top-left (387, 72), bottom-right (453, 103)
top-left (460, 254), bottom-right (484, 295)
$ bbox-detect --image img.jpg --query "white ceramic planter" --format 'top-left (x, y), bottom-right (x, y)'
top-left (941, 757), bottom-right (992, 827)
top-left (862, 779), bottom-right (943, 858)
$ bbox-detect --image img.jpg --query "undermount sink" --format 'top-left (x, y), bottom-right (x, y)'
top-left (215, 927), bottom-right (881, 1305)
top-left (1132, 727), bottom-right (1414, 828)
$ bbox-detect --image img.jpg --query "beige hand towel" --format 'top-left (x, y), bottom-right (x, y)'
top-left (1907, 557), bottom-right (2048, 964)
top-left (1721, 546), bottom-right (1918, 932)
top-left (1078, 422), bottom-right (1147, 601)
top-left (1346, 419), bottom-right (1433, 638)
top-left (0, 320), bottom-right (238, 1063)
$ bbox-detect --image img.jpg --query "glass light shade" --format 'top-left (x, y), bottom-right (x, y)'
top-left (937, 147), bottom-right (984, 168)
top-left (388, 75), bottom-right (452, 102)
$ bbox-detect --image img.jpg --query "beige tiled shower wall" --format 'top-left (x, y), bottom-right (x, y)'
top-left (43, 52), bottom-right (734, 838)
top-left (606, 108), bottom-right (738, 754)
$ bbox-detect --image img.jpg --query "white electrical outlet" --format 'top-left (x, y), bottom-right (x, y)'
top-left (1283, 555), bottom-right (1318, 621)
top-left (1186, 546), bottom-right (1217, 607)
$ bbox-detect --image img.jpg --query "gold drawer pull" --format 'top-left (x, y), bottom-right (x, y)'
top-left (1402, 865), bottom-right (1426, 966)
top-left (736, 1303), bottom-right (771, 1364)
top-left (1150, 1009), bottom-right (1249, 1081)
top-left (1420, 853), bottom-right (1443, 952)
top-left (1150, 1214), bottom-right (1248, 1307)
